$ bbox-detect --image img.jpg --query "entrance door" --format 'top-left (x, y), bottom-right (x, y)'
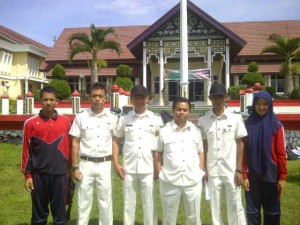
top-left (168, 79), bottom-right (204, 102)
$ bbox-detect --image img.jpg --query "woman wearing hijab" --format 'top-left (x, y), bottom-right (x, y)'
top-left (243, 91), bottom-right (287, 225)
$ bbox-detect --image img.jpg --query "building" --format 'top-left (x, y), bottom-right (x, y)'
top-left (0, 25), bottom-right (50, 99)
top-left (41, 0), bottom-right (300, 105)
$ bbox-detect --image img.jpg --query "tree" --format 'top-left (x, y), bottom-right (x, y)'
top-left (261, 33), bottom-right (300, 95)
top-left (52, 64), bottom-right (66, 80)
top-left (113, 64), bottom-right (134, 91)
top-left (242, 61), bottom-right (264, 87)
top-left (68, 23), bottom-right (122, 85)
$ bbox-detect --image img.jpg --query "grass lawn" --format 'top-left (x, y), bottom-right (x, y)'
top-left (0, 143), bottom-right (299, 225)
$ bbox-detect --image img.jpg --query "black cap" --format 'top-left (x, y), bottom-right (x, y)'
top-left (209, 83), bottom-right (227, 96)
top-left (130, 85), bottom-right (149, 97)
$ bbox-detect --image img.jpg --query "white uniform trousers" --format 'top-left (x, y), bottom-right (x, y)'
top-left (159, 180), bottom-right (202, 225)
top-left (76, 160), bottom-right (113, 225)
top-left (208, 175), bottom-right (246, 225)
top-left (123, 173), bottom-right (158, 225)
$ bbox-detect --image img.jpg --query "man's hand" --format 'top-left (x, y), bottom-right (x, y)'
top-left (235, 172), bottom-right (243, 186)
top-left (25, 178), bottom-right (34, 192)
top-left (73, 169), bottom-right (83, 181)
top-left (114, 163), bottom-right (125, 180)
top-left (278, 179), bottom-right (286, 191)
top-left (243, 178), bottom-right (250, 191)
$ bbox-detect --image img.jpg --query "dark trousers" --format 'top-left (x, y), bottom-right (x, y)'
top-left (31, 173), bottom-right (68, 225)
top-left (245, 178), bottom-right (280, 225)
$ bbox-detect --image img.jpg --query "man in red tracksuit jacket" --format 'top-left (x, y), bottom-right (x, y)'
top-left (22, 86), bottom-right (71, 225)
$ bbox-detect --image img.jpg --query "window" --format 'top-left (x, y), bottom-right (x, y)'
top-left (154, 77), bottom-right (159, 93)
top-left (28, 56), bottom-right (40, 77)
top-left (271, 75), bottom-right (284, 94)
top-left (0, 51), bottom-right (13, 74)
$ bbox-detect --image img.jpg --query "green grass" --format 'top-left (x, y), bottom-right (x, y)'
top-left (1, 143), bottom-right (299, 225)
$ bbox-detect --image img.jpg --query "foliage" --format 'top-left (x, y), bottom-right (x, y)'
top-left (265, 86), bottom-right (276, 98)
top-left (227, 85), bottom-right (247, 100)
top-left (34, 89), bottom-right (41, 101)
top-left (242, 62), bottom-right (264, 87)
top-left (261, 33), bottom-right (300, 95)
top-left (52, 64), bottom-right (66, 80)
top-left (247, 61), bottom-right (259, 72)
top-left (68, 23), bottom-right (122, 85)
top-left (289, 86), bottom-right (300, 99)
top-left (49, 80), bottom-right (71, 100)
top-left (116, 64), bottom-right (132, 78)
top-left (114, 77), bottom-right (134, 91)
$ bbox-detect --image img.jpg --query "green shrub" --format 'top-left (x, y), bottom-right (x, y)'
top-left (114, 77), bottom-right (134, 91)
top-left (49, 80), bottom-right (71, 100)
top-left (242, 61), bottom-right (264, 87)
top-left (227, 85), bottom-right (247, 100)
top-left (289, 86), bottom-right (300, 99)
top-left (52, 64), bottom-right (66, 80)
top-left (265, 86), bottom-right (276, 98)
top-left (34, 89), bottom-right (41, 101)
top-left (116, 64), bottom-right (132, 78)
top-left (247, 61), bottom-right (259, 72)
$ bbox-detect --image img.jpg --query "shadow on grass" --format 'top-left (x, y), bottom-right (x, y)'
top-left (287, 173), bottom-right (300, 184)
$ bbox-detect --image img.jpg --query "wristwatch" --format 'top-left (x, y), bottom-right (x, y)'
top-left (235, 168), bottom-right (243, 174)
top-left (71, 165), bottom-right (79, 172)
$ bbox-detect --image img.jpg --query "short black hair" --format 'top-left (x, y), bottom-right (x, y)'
top-left (172, 97), bottom-right (191, 110)
top-left (40, 86), bottom-right (58, 99)
top-left (89, 82), bottom-right (107, 95)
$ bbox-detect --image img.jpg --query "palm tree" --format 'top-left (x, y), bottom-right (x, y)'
top-left (68, 23), bottom-right (122, 85)
top-left (261, 33), bottom-right (300, 95)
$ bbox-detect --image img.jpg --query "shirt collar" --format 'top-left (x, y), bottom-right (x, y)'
top-left (208, 107), bottom-right (229, 119)
top-left (170, 119), bottom-right (192, 131)
top-left (87, 108), bottom-right (108, 117)
top-left (132, 109), bottom-right (149, 118)
top-left (39, 110), bottom-right (58, 121)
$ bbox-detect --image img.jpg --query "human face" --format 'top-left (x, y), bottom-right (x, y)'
top-left (255, 98), bottom-right (269, 116)
top-left (41, 92), bottom-right (58, 117)
top-left (173, 102), bottom-right (190, 126)
top-left (131, 95), bottom-right (149, 114)
top-left (89, 89), bottom-right (106, 113)
top-left (209, 95), bottom-right (226, 111)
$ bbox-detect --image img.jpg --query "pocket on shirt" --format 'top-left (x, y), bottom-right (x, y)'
top-left (223, 128), bottom-right (235, 141)
top-left (82, 125), bottom-right (96, 139)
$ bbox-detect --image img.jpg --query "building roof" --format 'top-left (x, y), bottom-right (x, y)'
top-left (45, 26), bottom-right (148, 61)
top-left (224, 20), bottom-right (300, 57)
top-left (127, 0), bottom-right (246, 59)
top-left (0, 25), bottom-right (50, 52)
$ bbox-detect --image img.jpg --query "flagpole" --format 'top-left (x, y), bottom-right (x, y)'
top-left (180, 0), bottom-right (189, 99)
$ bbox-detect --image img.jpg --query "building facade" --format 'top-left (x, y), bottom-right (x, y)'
top-left (40, 0), bottom-right (300, 105)
top-left (0, 25), bottom-right (50, 99)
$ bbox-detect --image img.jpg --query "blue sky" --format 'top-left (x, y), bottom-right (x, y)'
top-left (1, 0), bottom-right (299, 47)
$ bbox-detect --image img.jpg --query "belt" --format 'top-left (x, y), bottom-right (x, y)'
top-left (80, 155), bottom-right (112, 163)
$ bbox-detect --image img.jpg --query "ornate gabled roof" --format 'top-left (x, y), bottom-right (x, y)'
top-left (127, 0), bottom-right (246, 59)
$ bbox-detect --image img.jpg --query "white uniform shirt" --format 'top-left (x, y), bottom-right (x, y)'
top-left (69, 108), bottom-right (118, 157)
top-left (198, 108), bottom-right (247, 177)
top-left (155, 120), bottom-right (204, 186)
top-left (115, 110), bottom-right (163, 174)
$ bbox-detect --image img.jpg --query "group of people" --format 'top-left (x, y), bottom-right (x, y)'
top-left (21, 82), bottom-right (287, 225)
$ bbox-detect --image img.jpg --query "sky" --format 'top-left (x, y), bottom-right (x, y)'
top-left (1, 0), bottom-right (300, 47)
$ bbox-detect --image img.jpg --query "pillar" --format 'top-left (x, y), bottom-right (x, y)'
top-left (1, 94), bottom-right (9, 115)
top-left (25, 91), bottom-right (34, 114)
top-left (180, 0), bottom-right (189, 99)
top-left (225, 39), bottom-right (230, 89)
top-left (110, 85), bottom-right (120, 108)
top-left (72, 90), bottom-right (81, 114)
top-left (16, 95), bottom-right (24, 115)
top-left (143, 41), bottom-right (147, 87)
